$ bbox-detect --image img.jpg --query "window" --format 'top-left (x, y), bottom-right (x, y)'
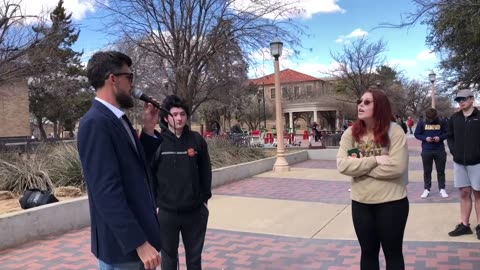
top-left (306, 85), bottom-right (313, 96)
top-left (294, 86), bottom-right (300, 98)
top-left (270, 88), bottom-right (275, 99)
top-left (282, 87), bottom-right (288, 98)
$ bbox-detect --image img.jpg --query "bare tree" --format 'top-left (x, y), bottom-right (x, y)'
top-left (379, 0), bottom-right (480, 90)
top-left (401, 79), bottom-right (432, 118)
top-left (0, 0), bottom-right (48, 83)
top-left (330, 37), bottom-right (387, 98)
top-left (112, 38), bottom-right (167, 128)
top-left (95, 0), bottom-right (305, 114)
top-left (232, 94), bottom-right (273, 130)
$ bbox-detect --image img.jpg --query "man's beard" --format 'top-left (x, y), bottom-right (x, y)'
top-left (116, 90), bottom-right (134, 109)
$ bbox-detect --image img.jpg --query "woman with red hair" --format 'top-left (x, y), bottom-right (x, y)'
top-left (337, 89), bottom-right (409, 270)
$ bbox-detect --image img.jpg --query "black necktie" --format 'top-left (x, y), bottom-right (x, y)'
top-left (121, 115), bottom-right (158, 215)
top-left (121, 115), bottom-right (138, 153)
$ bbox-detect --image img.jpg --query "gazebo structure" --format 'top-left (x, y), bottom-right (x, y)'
top-left (250, 69), bottom-right (349, 132)
top-left (284, 101), bottom-right (342, 131)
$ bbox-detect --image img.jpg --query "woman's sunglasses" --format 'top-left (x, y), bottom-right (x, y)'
top-left (357, 99), bottom-right (373, 106)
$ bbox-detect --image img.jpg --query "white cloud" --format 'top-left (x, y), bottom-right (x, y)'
top-left (388, 49), bottom-right (437, 73)
top-left (248, 47), bottom-right (300, 77)
top-left (416, 49), bottom-right (436, 61)
top-left (294, 62), bottom-right (340, 77)
top-left (297, 0), bottom-right (346, 18)
top-left (233, 0), bottom-right (345, 20)
top-left (388, 59), bottom-right (417, 68)
top-left (335, 28), bottom-right (368, 43)
top-left (14, 0), bottom-right (95, 23)
top-left (249, 46), bottom-right (344, 78)
top-left (250, 48), bottom-right (273, 62)
top-left (63, 0), bottom-right (96, 20)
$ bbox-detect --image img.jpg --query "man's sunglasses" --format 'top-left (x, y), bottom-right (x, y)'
top-left (113, 72), bottom-right (134, 82)
top-left (454, 96), bottom-right (472, 103)
top-left (357, 99), bottom-right (373, 106)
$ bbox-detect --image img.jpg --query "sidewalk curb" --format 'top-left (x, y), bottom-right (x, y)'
top-left (0, 150), bottom-right (313, 250)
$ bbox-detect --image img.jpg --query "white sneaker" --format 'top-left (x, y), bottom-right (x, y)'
top-left (421, 189), bottom-right (430, 198)
top-left (440, 189), bottom-right (449, 198)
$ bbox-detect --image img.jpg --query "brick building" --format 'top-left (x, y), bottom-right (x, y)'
top-left (250, 69), bottom-right (353, 131)
top-left (0, 79), bottom-right (31, 139)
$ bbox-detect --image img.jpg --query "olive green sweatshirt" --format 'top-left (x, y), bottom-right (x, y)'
top-left (337, 123), bottom-right (408, 204)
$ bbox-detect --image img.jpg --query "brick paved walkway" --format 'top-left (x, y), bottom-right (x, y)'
top-left (1, 228), bottom-right (479, 270)
top-left (1, 136), bottom-right (479, 269)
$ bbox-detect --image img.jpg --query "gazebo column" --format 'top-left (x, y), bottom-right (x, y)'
top-left (289, 112), bottom-right (293, 130)
top-left (313, 110), bottom-right (318, 124)
top-left (336, 110), bottom-right (341, 131)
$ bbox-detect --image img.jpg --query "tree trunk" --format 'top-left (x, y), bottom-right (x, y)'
top-left (37, 116), bottom-right (47, 140)
top-left (53, 122), bottom-right (59, 138)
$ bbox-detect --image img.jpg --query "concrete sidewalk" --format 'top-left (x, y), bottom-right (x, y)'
top-left (0, 137), bottom-right (479, 269)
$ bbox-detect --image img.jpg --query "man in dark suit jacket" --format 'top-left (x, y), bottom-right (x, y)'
top-left (78, 51), bottom-right (162, 269)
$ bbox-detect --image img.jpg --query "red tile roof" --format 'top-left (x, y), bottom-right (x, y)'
top-left (250, 69), bottom-right (321, 85)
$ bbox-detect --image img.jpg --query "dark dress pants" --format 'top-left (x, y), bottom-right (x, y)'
top-left (158, 205), bottom-right (209, 270)
top-left (421, 150), bottom-right (447, 190)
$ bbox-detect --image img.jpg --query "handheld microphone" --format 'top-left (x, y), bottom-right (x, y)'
top-left (132, 89), bottom-right (171, 115)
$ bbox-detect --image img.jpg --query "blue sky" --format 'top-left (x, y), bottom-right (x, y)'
top-left (272, 0), bottom-right (437, 80)
top-left (24, 0), bottom-right (438, 81)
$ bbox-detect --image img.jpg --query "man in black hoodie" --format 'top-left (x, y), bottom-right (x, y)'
top-left (446, 89), bottom-right (480, 240)
top-left (141, 95), bottom-right (212, 270)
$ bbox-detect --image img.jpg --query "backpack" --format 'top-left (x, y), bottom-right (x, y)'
top-left (19, 189), bottom-right (59, 210)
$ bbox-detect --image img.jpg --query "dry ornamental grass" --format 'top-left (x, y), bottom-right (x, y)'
top-left (0, 138), bottom-right (289, 214)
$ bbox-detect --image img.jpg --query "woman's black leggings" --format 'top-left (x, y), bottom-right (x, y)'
top-left (352, 197), bottom-right (409, 270)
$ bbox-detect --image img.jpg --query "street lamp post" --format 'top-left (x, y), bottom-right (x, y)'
top-left (270, 38), bottom-right (290, 172)
top-left (257, 92), bottom-right (261, 129)
top-left (429, 70), bottom-right (436, 109)
top-left (262, 82), bottom-right (266, 128)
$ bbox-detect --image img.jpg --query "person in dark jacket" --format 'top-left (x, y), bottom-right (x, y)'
top-left (446, 89), bottom-right (480, 239)
top-left (311, 122), bottom-right (319, 141)
top-left (78, 51), bottom-right (161, 269)
top-left (141, 95), bottom-right (212, 270)
top-left (395, 115), bottom-right (408, 134)
top-left (414, 108), bottom-right (449, 199)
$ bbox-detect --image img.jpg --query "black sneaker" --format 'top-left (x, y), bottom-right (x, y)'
top-left (448, 223), bottom-right (473, 237)
top-left (475, 225), bottom-right (480, 240)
